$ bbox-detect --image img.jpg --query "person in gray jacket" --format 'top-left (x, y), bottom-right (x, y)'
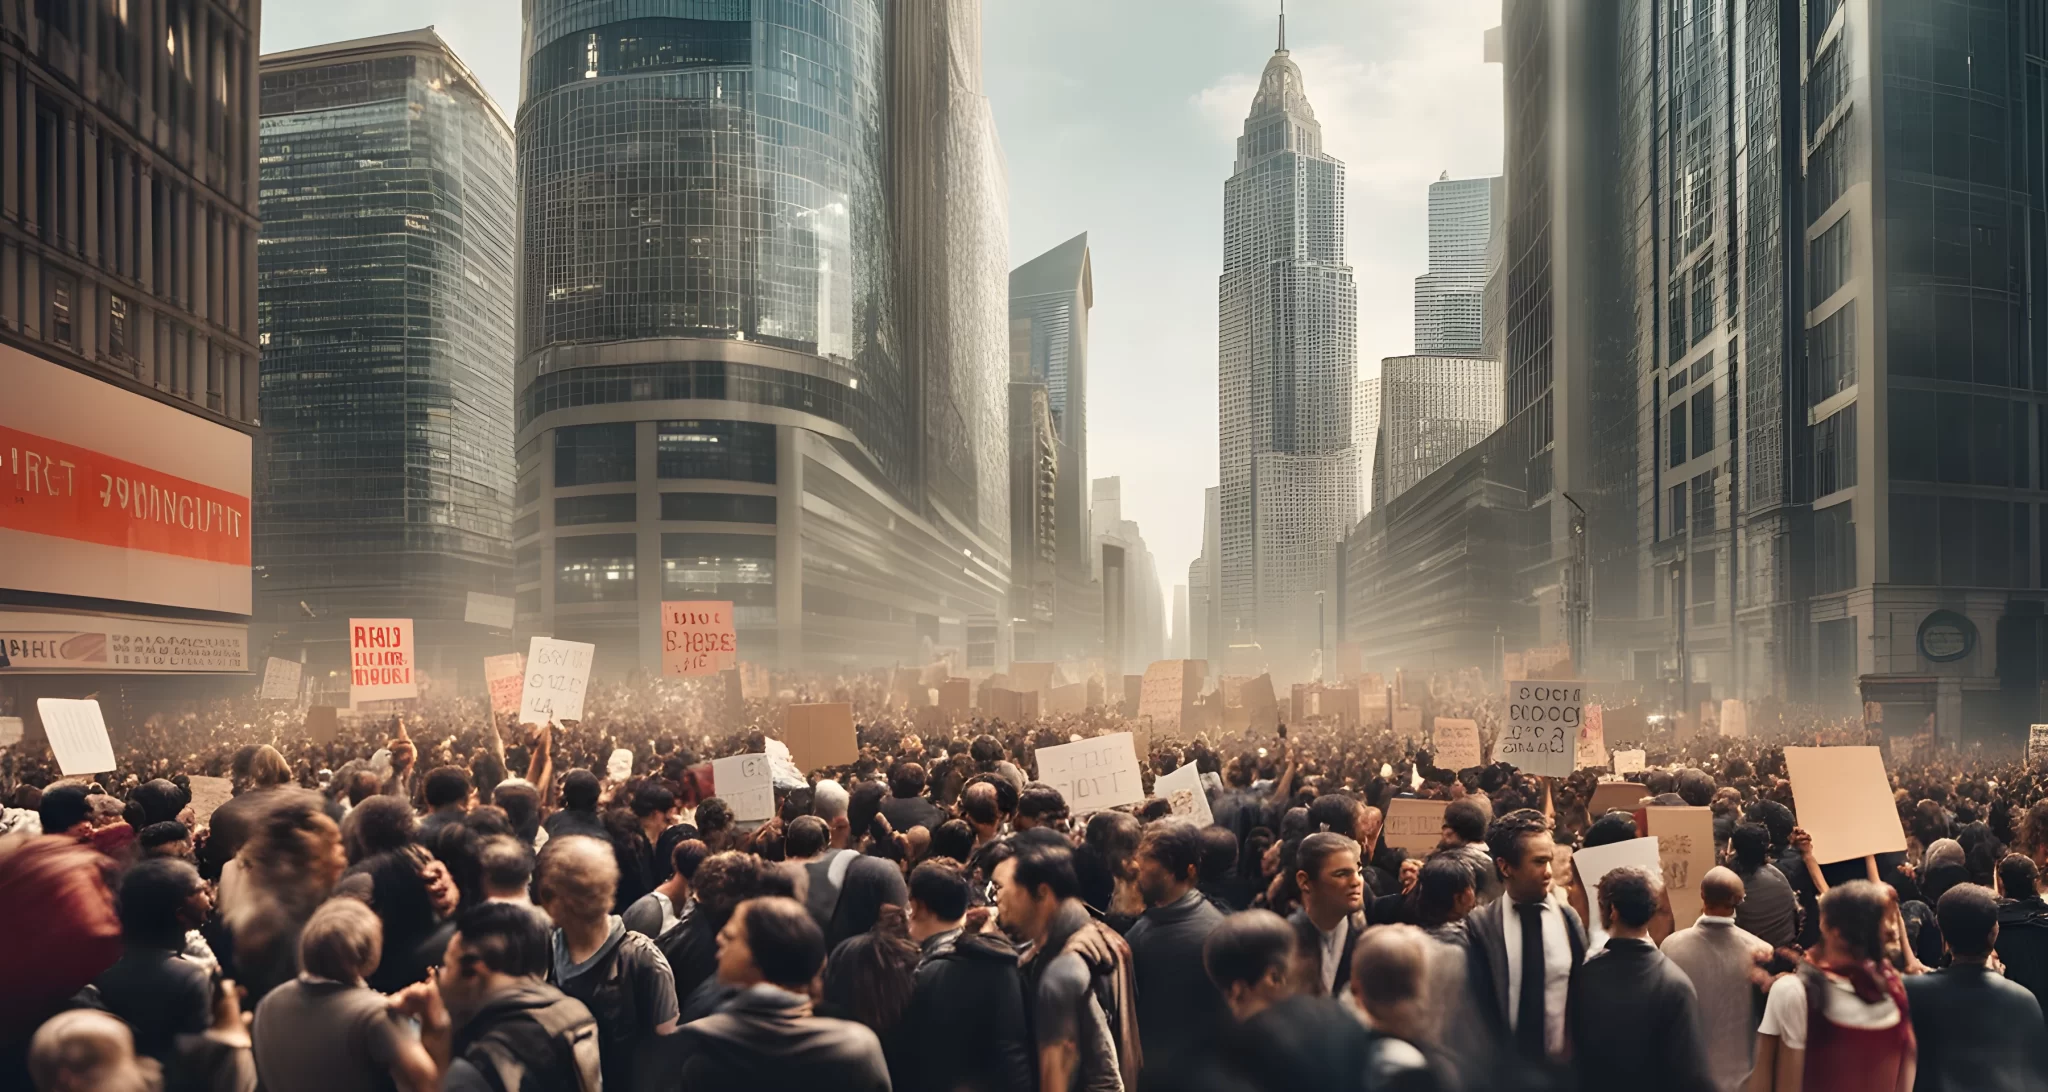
top-left (1660, 866), bottom-right (1773, 1092)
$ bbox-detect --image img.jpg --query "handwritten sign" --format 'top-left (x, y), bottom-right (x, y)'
top-left (1613, 749), bottom-right (1646, 775)
top-left (1383, 797), bottom-right (1450, 854)
top-left (1782, 746), bottom-right (1908, 864)
top-left (1645, 806), bottom-right (1714, 929)
top-left (484, 654), bottom-right (525, 716)
top-left (1577, 703), bottom-right (1608, 768)
top-left (1138, 660), bottom-right (1199, 736)
top-left (1152, 761), bottom-right (1213, 827)
top-left (36, 697), bottom-right (116, 775)
top-left (348, 618), bottom-right (416, 704)
top-left (661, 600), bottom-right (736, 676)
top-left (1500, 680), bottom-right (1581, 777)
top-left (520, 637), bottom-right (594, 725)
top-left (711, 752), bottom-right (775, 822)
top-left (1035, 732), bottom-right (1144, 814)
top-left (259, 656), bottom-right (301, 701)
top-left (187, 775), bottom-right (233, 824)
top-left (783, 703), bottom-right (858, 772)
top-left (1432, 717), bottom-right (1482, 770)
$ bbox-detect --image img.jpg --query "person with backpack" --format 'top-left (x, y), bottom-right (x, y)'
top-left (434, 901), bottom-right (603, 1092)
top-left (995, 840), bottom-right (1141, 1092)
top-left (783, 813), bottom-right (910, 948)
top-left (533, 835), bottom-right (677, 1092)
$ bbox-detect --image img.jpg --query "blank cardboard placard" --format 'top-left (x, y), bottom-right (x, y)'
top-left (1644, 806), bottom-right (1715, 929)
top-left (1589, 781), bottom-right (1650, 815)
top-left (306, 706), bottom-right (340, 745)
top-left (1383, 797), bottom-right (1449, 855)
top-left (1613, 749), bottom-right (1647, 775)
top-left (1720, 699), bottom-right (1748, 738)
top-left (783, 703), bottom-right (858, 771)
top-left (1433, 718), bottom-right (1482, 770)
top-left (1035, 732), bottom-right (1144, 814)
top-left (937, 678), bottom-right (971, 716)
top-left (1783, 746), bottom-right (1907, 864)
top-left (1152, 761), bottom-right (1214, 827)
top-left (1242, 674), bottom-right (1280, 730)
top-left (37, 698), bottom-right (116, 775)
top-left (187, 775), bottom-right (234, 824)
top-left (711, 753), bottom-right (775, 822)
top-left (1392, 707), bottom-right (1423, 738)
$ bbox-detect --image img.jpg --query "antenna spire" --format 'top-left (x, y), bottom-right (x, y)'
top-left (1278, 0), bottom-right (1286, 50)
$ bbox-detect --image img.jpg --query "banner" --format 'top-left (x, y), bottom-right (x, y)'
top-left (1383, 797), bottom-right (1450, 854)
top-left (710, 752), bottom-right (775, 822)
top-left (783, 703), bottom-right (859, 772)
top-left (1782, 746), bottom-right (1908, 863)
top-left (660, 600), bottom-right (736, 676)
top-left (348, 618), bottom-right (417, 705)
top-left (1432, 717), bottom-right (1482, 771)
top-left (463, 592), bottom-right (516, 630)
top-left (1500, 680), bottom-right (1581, 777)
top-left (1152, 761), bottom-right (1214, 828)
top-left (1576, 703), bottom-right (1608, 769)
top-left (259, 656), bottom-right (302, 701)
top-left (484, 654), bottom-right (525, 716)
top-left (520, 637), bottom-right (594, 725)
top-left (1035, 732), bottom-right (1144, 814)
top-left (0, 609), bottom-right (248, 673)
top-left (36, 697), bottom-right (116, 775)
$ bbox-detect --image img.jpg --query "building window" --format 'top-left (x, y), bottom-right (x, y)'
top-left (1809, 216), bottom-right (1850, 307)
top-left (1669, 405), bottom-right (1688, 467)
top-left (512, 512), bottom-right (540, 539)
top-left (656, 420), bottom-right (777, 483)
top-left (556, 533), bottom-right (638, 603)
top-left (1814, 505), bottom-right (1854, 592)
top-left (1814, 405), bottom-right (1857, 495)
top-left (1691, 389), bottom-right (1714, 459)
top-left (1692, 469), bottom-right (1719, 532)
top-left (1668, 279), bottom-right (1687, 362)
top-left (107, 294), bottom-right (129, 359)
top-left (1669, 482), bottom-right (1688, 536)
top-left (556, 493), bottom-right (636, 526)
top-left (1690, 257), bottom-right (1716, 344)
top-left (1809, 304), bottom-right (1855, 404)
top-left (660, 532), bottom-right (776, 624)
top-left (1691, 550), bottom-right (1717, 604)
top-left (661, 492), bottom-right (776, 523)
top-left (555, 423), bottom-right (636, 487)
top-left (50, 274), bottom-right (76, 347)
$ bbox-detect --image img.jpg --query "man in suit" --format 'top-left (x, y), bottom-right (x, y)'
top-left (1286, 832), bottom-right (1368, 997)
top-left (1907, 883), bottom-right (2048, 1092)
top-left (1462, 807), bottom-right (1585, 1067)
top-left (1567, 867), bottom-right (1715, 1092)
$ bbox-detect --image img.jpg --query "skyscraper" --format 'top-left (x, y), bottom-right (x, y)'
top-left (1414, 174), bottom-right (1503, 356)
top-left (1376, 354), bottom-right (1505, 506)
top-left (515, 1), bottom-right (1010, 670)
top-left (1010, 233), bottom-right (1097, 659)
top-left (1217, 16), bottom-right (1357, 675)
top-left (256, 30), bottom-right (517, 684)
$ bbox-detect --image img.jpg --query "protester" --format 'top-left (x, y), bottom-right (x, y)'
top-left (250, 897), bottom-right (440, 1092)
top-left (1409, 854), bottom-right (1478, 946)
top-left (533, 834), bottom-right (678, 1090)
top-left (27, 1009), bottom-right (161, 1092)
top-left (1752, 880), bottom-right (1915, 1092)
top-left (1566, 867), bottom-right (1713, 1092)
top-left (436, 900), bottom-right (603, 1091)
top-left (416, 766), bottom-right (473, 845)
top-left (1438, 799), bottom-right (1502, 905)
top-left (1996, 852), bottom-right (2048, 1014)
top-left (1659, 866), bottom-right (1771, 1092)
top-left (1730, 821), bottom-right (1800, 949)
top-left (94, 859), bottom-right (214, 1065)
top-left (1904, 884), bottom-right (2048, 1092)
top-left (996, 841), bottom-right (1139, 1092)
top-left (220, 790), bottom-right (348, 1001)
top-left (901, 860), bottom-right (1033, 1092)
top-left (1286, 831), bottom-right (1367, 997)
top-left (1125, 819), bottom-right (1230, 1067)
top-left (623, 838), bottom-right (707, 939)
top-left (1463, 807), bottom-right (1583, 1067)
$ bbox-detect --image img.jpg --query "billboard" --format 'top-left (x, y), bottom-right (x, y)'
top-left (0, 344), bottom-right (252, 616)
top-left (0, 609), bottom-right (248, 673)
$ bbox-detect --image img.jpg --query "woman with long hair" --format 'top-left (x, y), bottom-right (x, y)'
top-left (1749, 880), bottom-right (1915, 1092)
top-left (220, 790), bottom-right (347, 1002)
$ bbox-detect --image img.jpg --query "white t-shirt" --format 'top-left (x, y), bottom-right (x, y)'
top-left (1757, 971), bottom-right (1900, 1050)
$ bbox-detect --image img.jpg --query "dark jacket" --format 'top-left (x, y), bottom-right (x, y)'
top-left (1565, 937), bottom-right (1715, 1092)
top-left (1285, 907), bottom-right (1368, 997)
top-left (879, 794), bottom-right (948, 835)
top-left (1904, 962), bottom-right (2048, 1092)
top-left (1460, 894), bottom-right (1586, 1058)
top-left (446, 981), bottom-right (602, 1092)
top-left (657, 911), bottom-right (720, 1006)
top-left (1997, 896), bottom-right (2048, 1017)
top-left (899, 928), bottom-right (1033, 1092)
top-left (1126, 890), bottom-right (1229, 1065)
top-left (1160, 994), bottom-right (1376, 1092)
top-left (676, 983), bottom-right (891, 1092)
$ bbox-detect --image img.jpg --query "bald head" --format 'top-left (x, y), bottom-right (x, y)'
top-left (1700, 866), bottom-right (1744, 915)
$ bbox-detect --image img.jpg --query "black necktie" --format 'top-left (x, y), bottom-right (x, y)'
top-left (1515, 901), bottom-right (1547, 1059)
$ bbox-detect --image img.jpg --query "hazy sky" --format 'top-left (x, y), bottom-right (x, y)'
top-left (261, 0), bottom-right (1504, 619)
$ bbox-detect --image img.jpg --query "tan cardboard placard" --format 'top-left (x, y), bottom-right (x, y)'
top-left (938, 678), bottom-right (972, 716)
top-left (1048, 683), bottom-right (1088, 715)
top-left (1316, 686), bottom-right (1360, 722)
top-left (1589, 782), bottom-right (1651, 815)
top-left (782, 703), bottom-right (858, 772)
top-left (987, 688), bottom-right (1039, 723)
top-left (306, 705), bottom-right (340, 745)
top-left (1138, 660), bottom-right (1200, 736)
top-left (1392, 706), bottom-right (1423, 738)
top-left (1782, 746), bottom-right (1907, 864)
top-left (1644, 805), bottom-right (1715, 929)
top-left (484, 654), bottom-right (525, 716)
top-left (1432, 717), bottom-right (1482, 770)
top-left (1383, 797), bottom-right (1449, 855)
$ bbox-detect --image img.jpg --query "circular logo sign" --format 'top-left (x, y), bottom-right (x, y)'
top-left (1917, 610), bottom-right (1976, 663)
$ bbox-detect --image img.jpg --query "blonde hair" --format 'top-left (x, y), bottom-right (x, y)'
top-left (246, 745), bottom-right (294, 790)
top-left (300, 896), bottom-right (384, 983)
top-left (535, 834), bottom-right (618, 925)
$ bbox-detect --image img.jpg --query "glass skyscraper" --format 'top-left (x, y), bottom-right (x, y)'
top-left (516, 0), bottom-right (1010, 668)
top-left (256, 30), bottom-right (518, 685)
top-left (1217, 18), bottom-right (1357, 675)
top-left (1413, 174), bottom-right (1502, 357)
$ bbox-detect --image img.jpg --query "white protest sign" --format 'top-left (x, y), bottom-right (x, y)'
top-left (36, 698), bottom-right (116, 775)
top-left (484, 654), bottom-right (525, 716)
top-left (1782, 746), bottom-right (1908, 864)
top-left (1500, 680), bottom-right (1581, 777)
top-left (1720, 699), bottom-right (1748, 738)
top-left (259, 657), bottom-right (302, 701)
top-left (1035, 732), bottom-right (1145, 814)
top-left (607, 748), bottom-right (634, 782)
top-left (1152, 761), bottom-right (1214, 827)
top-left (520, 637), bottom-right (594, 724)
top-left (1383, 797), bottom-right (1450, 854)
top-left (711, 752), bottom-right (775, 822)
top-left (1570, 835), bottom-right (1663, 948)
top-left (1432, 717), bottom-right (1482, 770)
top-left (1576, 703), bottom-right (1608, 769)
top-left (0, 717), bottom-right (21, 747)
top-left (464, 591), bottom-right (517, 630)
top-left (661, 600), bottom-right (736, 676)
top-left (1613, 749), bottom-right (1647, 775)
top-left (349, 618), bottom-right (417, 704)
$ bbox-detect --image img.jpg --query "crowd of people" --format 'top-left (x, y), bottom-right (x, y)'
top-left (4, 670), bottom-right (2048, 1091)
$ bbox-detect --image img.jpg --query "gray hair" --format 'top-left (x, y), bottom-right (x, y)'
top-left (812, 779), bottom-right (850, 821)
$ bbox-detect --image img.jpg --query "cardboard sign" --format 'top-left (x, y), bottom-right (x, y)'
top-left (1570, 835), bottom-right (1663, 907)
top-left (1152, 761), bottom-right (1214, 827)
top-left (739, 662), bottom-right (772, 701)
top-left (187, 775), bottom-right (233, 824)
top-left (986, 688), bottom-right (1039, 722)
top-left (1500, 680), bottom-right (1581, 777)
top-left (607, 748), bottom-right (634, 782)
top-left (1035, 732), bottom-right (1144, 814)
top-left (1048, 683), bottom-right (1088, 715)
top-left (1589, 782), bottom-right (1650, 815)
top-left (1720, 699), bottom-right (1748, 738)
top-left (1782, 746), bottom-right (1908, 864)
top-left (464, 591), bottom-right (516, 630)
top-left (1432, 717), bottom-right (1482, 770)
top-left (0, 716), bottom-right (22, 747)
top-left (938, 678), bottom-right (971, 716)
top-left (1315, 686), bottom-right (1361, 723)
top-left (484, 654), bottom-right (526, 716)
top-left (259, 657), bottom-right (302, 701)
top-left (36, 697), bottom-right (116, 775)
top-left (1011, 661), bottom-right (1057, 696)
top-left (2031, 725), bottom-right (2048, 764)
top-left (711, 752), bottom-right (775, 822)
top-left (1242, 673), bottom-right (1280, 730)
top-left (1392, 707), bottom-right (1423, 738)
top-left (661, 600), bottom-right (736, 676)
top-left (1383, 797), bottom-right (1450, 855)
top-left (1122, 674), bottom-right (1143, 717)
top-left (520, 637), bottom-right (594, 725)
top-left (1577, 703), bottom-right (1608, 769)
top-left (1644, 806), bottom-right (1715, 929)
top-left (783, 703), bottom-right (858, 772)
top-left (306, 706), bottom-right (340, 745)
top-left (1613, 749), bottom-right (1646, 775)
top-left (349, 618), bottom-right (417, 704)
top-left (1138, 660), bottom-right (1199, 736)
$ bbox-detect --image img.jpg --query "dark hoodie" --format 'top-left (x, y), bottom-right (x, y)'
top-left (676, 983), bottom-right (891, 1092)
top-left (1124, 889), bottom-right (1229, 1066)
top-left (444, 981), bottom-right (602, 1092)
top-left (1996, 895), bottom-right (2048, 1014)
top-left (899, 927), bottom-right (1034, 1092)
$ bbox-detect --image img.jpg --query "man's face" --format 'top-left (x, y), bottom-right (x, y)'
top-left (1303, 849), bottom-right (1365, 918)
top-left (1499, 832), bottom-right (1556, 901)
top-left (716, 904), bottom-right (761, 987)
top-left (177, 881), bottom-right (214, 931)
top-left (1134, 849), bottom-right (1180, 908)
top-left (438, 934), bottom-right (485, 1024)
top-left (992, 858), bottom-right (1051, 941)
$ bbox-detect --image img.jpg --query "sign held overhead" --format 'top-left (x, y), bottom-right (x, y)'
top-left (661, 600), bottom-right (736, 676)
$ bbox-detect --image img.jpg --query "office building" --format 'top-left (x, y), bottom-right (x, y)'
top-left (1357, 365), bottom-right (1379, 518)
top-left (1170, 583), bottom-right (1189, 659)
top-left (1092, 477), bottom-right (1164, 677)
top-left (256, 30), bottom-right (517, 689)
top-left (1010, 232), bottom-right (1097, 660)
top-left (515, 1), bottom-right (1011, 670)
top-left (0, 0), bottom-right (261, 722)
top-left (1009, 380), bottom-right (1058, 657)
top-left (1376, 354), bottom-right (1504, 507)
top-left (1414, 174), bottom-right (1503, 357)
top-left (1217, 16), bottom-right (1358, 677)
top-left (1189, 485), bottom-right (1221, 663)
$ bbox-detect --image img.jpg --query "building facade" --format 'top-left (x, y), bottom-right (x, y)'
top-left (1414, 174), bottom-right (1503, 357)
top-left (1217, 21), bottom-right (1358, 678)
top-left (1376, 354), bottom-right (1506, 508)
top-left (514, 0), bottom-right (1011, 670)
top-left (1010, 232), bottom-right (1096, 660)
top-left (256, 30), bottom-right (516, 691)
top-left (1, 0), bottom-right (261, 724)
top-left (1189, 485), bottom-right (1221, 663)
top-left (1091, 476), bottom-right (1164, 677)
top-left (1009, 379), bottom-right (1058, 656)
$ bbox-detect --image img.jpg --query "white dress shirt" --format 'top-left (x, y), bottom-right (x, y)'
top-left (1501, 894), bottom-right (1575, 1058)
top-left (1317, 916), bottom-right (1351, 996)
